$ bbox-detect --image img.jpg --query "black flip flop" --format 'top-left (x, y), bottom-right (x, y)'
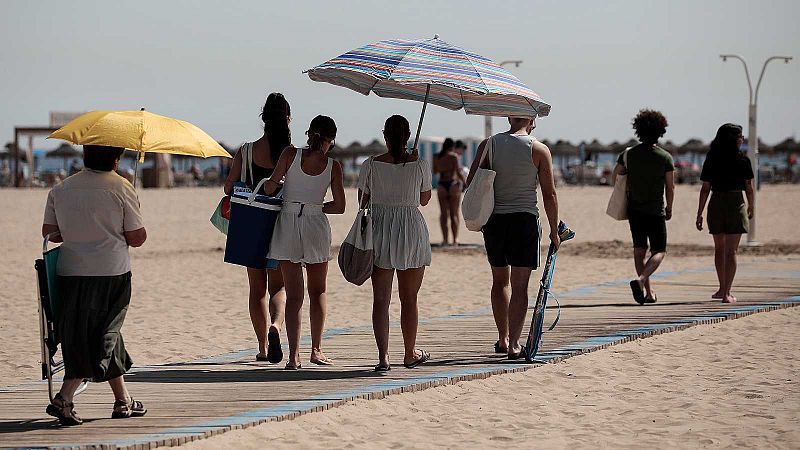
top-left (374, 363), bottom-right (391, 372)
top-left (403, 350), bottom-right (430, 368)
top-left (508, 346), bottom-right (527, 360)
top-left (266, 329), bottom-right (283, 364)
top-left (629, 280), bottom-right (646, 305)
top-left (494, 341), bottom-right (508, 354)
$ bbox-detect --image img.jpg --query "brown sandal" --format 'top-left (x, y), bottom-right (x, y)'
top-left (112, 398), bottom-right (148, 419)
top-left (46, 393), bottom-right (83, 426)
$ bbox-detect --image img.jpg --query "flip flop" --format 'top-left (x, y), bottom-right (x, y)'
top-left (374, 363), bottom-right (391, 372)
top-left (508, 346), bottom-right (527, 360)
top-left (310, 355), bottom-right (334, 366)
top-left (629, 280), bottom-right (646, 305)
top-left (256, 353), bottom-right (268, 362)
top-left (644, 293), bottom-right (657, 304)
top-left (403, 350), bottom-right (430, 368)
top-left (266, 329), bottom-right (283, 364)
top-left (284, 362), bottom-right (301, 370)
top-left (494, 341), bottom-right (508, 354)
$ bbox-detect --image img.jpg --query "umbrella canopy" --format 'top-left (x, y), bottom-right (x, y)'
top-left (46, 143), bottom-right (81, 159)
top-left (679, 138), bottom-right (706, 154)
top-left (307, 36), bottom-right (550, 119)
top-left (48, 110), bottom-right (231, 159)
top-left (773, 137), bottom-right (798, 154)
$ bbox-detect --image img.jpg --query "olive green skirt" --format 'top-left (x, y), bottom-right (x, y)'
top-left (56, 272), bottom-right (133, 382)
top-left (707, 191), bottom-right (749, 235)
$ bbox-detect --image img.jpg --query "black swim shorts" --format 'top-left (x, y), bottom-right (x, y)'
top-left (482, 212), bottom-right (541, 268)
top-left (628, 209), bottom-right (667, 253)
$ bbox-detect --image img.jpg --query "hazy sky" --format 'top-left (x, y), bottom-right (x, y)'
top-left (2, 0), bottom-right (798, 151)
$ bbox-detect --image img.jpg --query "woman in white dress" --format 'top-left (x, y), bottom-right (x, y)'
top-left (265, 115), bottom-right (346, 370)
top-left (357, 115), bottom-right (432, 371)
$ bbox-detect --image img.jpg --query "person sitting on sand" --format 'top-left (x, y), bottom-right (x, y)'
top-left (695, 123), bottom-right (754, 303)
top-left (359, 115), bottom-right (433, 371)
top-left (433, 137), bottom-right (466, 245)
top-left (42, 145), bottom-right (147, 426)
top-left (466, 116), bottom-right (560, 359)
top-left (611, 109), bottom-right (675, 305)
top-left (224, 93), bottom-right (291, 364)
top-left (264, 115), bottom-right (346, 370)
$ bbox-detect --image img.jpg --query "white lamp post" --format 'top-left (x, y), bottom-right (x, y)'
top-left (485, 60), bottom-right (523, 138)
top-left (720, 54), bottom-right (792, 246)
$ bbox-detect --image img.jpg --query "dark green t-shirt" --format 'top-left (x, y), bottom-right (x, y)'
top-left (617, 143), bottom-right (674, 216)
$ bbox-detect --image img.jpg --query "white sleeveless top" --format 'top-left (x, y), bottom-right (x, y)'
top-left (281, 149), bottom-right (333, 205)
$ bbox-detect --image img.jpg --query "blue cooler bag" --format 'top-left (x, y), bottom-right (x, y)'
top-left (224, 179), bottom-right (282, 269)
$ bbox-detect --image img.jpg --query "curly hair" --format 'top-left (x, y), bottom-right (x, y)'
top-left (632, 109), bottom-right (668, 144)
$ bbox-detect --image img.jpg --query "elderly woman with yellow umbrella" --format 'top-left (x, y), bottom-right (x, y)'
top-left (42, 110), bottom-right (229, 426)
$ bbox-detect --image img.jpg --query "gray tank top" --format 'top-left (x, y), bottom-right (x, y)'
top-left (490, 132), bottom-right (539, 216)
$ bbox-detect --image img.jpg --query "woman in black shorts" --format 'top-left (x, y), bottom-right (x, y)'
top-left (695, 123), bottom-right (754, 303)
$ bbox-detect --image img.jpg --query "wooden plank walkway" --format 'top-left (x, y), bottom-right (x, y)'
top-left (1, 259), bottom-right (798, 449)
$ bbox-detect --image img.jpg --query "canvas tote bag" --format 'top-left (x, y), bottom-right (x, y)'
top-left (210, 143), bottom-right (255, 234)
top-left (606, 148), bottom-right (630, 220)
top-left (462, 136), bottom-right (496, 231)
top-left (338, 158), bottom-right (374, 285)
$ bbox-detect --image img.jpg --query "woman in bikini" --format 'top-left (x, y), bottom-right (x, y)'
top-left (224, 93), bottom-right (290, 364)
top-left (433, 137), bottom-right (466, 246)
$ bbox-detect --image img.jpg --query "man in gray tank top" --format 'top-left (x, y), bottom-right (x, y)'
top-left (466, 117), bottom-right (560, 359)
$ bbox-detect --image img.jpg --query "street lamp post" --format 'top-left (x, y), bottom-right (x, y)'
top-left (485, 60), bottom-right (523, 138)
top-left (720, 54), bottom-right (792, 246)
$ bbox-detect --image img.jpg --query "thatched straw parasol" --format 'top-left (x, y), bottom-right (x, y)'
top-left (46, 143), bottom-right (82, 170)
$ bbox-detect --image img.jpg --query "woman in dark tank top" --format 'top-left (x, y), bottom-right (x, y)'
top-left (695, 123), bottom-right (754, 304)
top-left (223, 93), bottom-right (292, 363)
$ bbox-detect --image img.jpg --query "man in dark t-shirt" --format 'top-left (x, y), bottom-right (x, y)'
top-left (612, 109), bottom-right (675, 305)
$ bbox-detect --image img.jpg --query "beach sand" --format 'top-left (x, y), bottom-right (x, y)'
top-left (0, 184), bottom-right (798, 447)
top-left (183, 305), bottom-right (800, 450)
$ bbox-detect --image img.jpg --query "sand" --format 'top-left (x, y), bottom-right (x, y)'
top-left (0, 184), bottom-right (798, 447)
top-left (183, 306), bottom-right (800, 450)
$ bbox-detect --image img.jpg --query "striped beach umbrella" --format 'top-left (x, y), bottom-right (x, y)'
top-left (306, 35), bottom-right (551, 148)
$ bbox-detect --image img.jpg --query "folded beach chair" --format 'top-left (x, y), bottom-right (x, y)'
top-left (35, 233), bottom-right (88, 401)
top-left (524, 221), bottom-right (575, 362)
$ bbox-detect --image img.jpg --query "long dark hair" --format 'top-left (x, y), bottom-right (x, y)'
top-left (437, 137), bottom-right (454, 158)
top-left (306, 115), bottom-right (337, 152)
top-left (707, 123), bottom-right (743, 171)
top-left (383, 115), bottom-right (411, 163)
top-left (260, 93), bottom-right (291, 163)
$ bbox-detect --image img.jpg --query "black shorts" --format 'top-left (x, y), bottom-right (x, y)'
top-left (482, 212), bottom-right (541, 268)
top-left (628, 210), bottom-right (667, 253)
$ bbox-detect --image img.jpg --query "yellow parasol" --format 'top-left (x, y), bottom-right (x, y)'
top-left (48, 109), bottom-right (231, 160)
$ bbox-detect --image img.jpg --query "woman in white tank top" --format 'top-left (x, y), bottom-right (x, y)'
top-left (265, 115), bottom-right (346, 370)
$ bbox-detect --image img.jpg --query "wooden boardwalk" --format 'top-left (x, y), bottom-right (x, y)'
top-left (1, 259), bottom-right (798, 449)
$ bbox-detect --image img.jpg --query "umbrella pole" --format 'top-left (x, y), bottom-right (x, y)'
top-left (412, 84), bottom-right (431, 152)
top-left (132, 150), bottom-right (142, 188)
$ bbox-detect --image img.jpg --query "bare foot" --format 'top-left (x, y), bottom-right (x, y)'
top-left (722, 295), bottom-right (737, 303)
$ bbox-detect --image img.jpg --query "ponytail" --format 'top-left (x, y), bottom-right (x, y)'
top-left (306, 115), bottom-right (337, 152)
top-left (437, 137), bottom-right (454, 158)
top-left (260, 93), bottom-right (291, 163)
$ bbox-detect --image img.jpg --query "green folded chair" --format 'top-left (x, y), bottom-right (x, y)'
top-left (35, 234), bottom-right (88, 401)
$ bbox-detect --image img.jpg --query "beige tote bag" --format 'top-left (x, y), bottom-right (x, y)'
top-left (606, 149), bottom-right (629, 220)
top-left (462, 136), bottom-right (496, 231)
